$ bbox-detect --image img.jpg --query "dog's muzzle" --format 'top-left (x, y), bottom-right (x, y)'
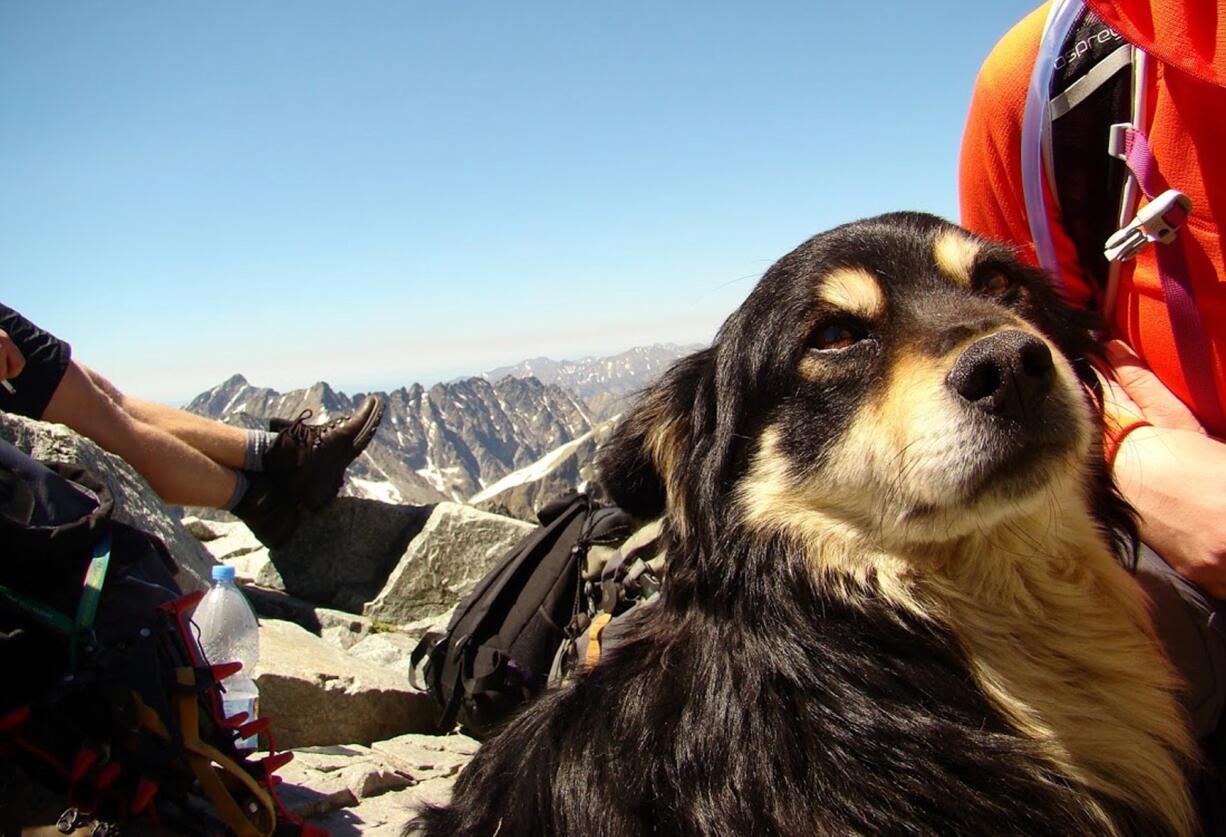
top-left (946, 330), bottom-right (1055, 422)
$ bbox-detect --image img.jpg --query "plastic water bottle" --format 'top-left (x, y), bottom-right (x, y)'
top-left (194, 565), bottom-right (261, 750)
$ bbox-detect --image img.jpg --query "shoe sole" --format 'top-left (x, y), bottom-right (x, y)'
top-left (302, 397), bottom-right (387, 510)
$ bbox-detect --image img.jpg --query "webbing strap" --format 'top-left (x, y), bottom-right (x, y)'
top-left (1114, 126), bottom-right (1226, 429)
top-left (173, 667), bottom-right (276, 837)
top-left (74, 534), bottom-right (111, 637)
top-left (1022, 0), bottom-right (1084, 278)
top-left (0, 583), bottom-right (74, 634)
top-left (0, 533), bottom-right (112, 670)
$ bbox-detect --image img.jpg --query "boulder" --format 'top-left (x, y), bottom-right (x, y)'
top-left (240, 585), bottom-right (376, 646)
top-left (319, 609), bottom-right (375, 651)
top-left (194, 517), bottom-right (263, 562)
top-left (255, 619), bottom-right (437, 749)
top-left (347, 632), bottom-right (419, 673)
top-left (181, 515), bottom-right (223, 541)
top-left (396, 605), bottom-right (456, 643)
top-left (264, 497), bottom-right (433, 611)
top-left (189, 518), bottom-right (288, 589)
top-left (364, 503), bottom-right (533, 625)
top-left (0, 414), bottom-right (215, 591)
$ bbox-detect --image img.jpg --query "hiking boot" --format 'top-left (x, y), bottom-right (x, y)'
top-left (263, 395), bottom-right (385, 510)
top-left (231, 473), bottom-right (300, 548)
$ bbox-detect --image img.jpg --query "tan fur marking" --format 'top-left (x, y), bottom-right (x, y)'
top-left (930, 482), bottom-right (1196, 837)
top-left (733, 346), bottom-right (1194, 835)
top-left (933, 230), bottom-right (980, 286)
top-left (736, 428), bottom-right (922, 613)
top-left (738, 435), bottom-right (1194, 834)
top-left (645, 414), bottom-right (688, 535)
top-left (817, 267), bottom-right (885, 321)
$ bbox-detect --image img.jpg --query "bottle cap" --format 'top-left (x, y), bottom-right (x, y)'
top-left (211, 565), bottom-right (237, 582)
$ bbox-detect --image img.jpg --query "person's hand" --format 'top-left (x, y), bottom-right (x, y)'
top-left (0, 329), bottom-right (24, 382)
top-left (1114, 426), bottom-right (1226, 598)
top-left (1104, 341), bottom-right (1226, 598)
top-left (1104, 340), bottom-right (1205, 433)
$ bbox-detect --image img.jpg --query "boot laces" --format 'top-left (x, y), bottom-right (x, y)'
top-left (283, 409), bottom-right (348, 449)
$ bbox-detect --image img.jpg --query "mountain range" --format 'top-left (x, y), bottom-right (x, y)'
top-left (484, 343), bottom-right (700, 420)
top-left (185, 343), bottom-right (698, 518)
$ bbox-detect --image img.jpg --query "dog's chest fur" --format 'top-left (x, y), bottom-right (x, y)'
top-left (815, 481), bottom-right (1194, 835)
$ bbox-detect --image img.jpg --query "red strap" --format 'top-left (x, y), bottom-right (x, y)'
top-left (1117, 127), bottom-right (1225, 429)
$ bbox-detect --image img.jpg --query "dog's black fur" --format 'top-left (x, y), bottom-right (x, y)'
top-left (408, 213), bottom-right (1186, 836)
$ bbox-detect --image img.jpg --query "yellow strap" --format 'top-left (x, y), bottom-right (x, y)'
top-left (584, 613), bottom-right (613, 669)
top-left (173, 668), bottom-right (277, 837)
top-left (130, 693), bottom-right (170, 741)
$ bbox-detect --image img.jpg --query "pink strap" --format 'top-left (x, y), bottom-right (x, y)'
top-left (1117, 127), bottom-right (1225, 429)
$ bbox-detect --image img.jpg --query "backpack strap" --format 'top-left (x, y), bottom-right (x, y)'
top-left (1023, 3), bottom-right (1224, 427)
top-left (1023, 0), bottom-right (1136, 300)
top-left (1022, 0), bottom-right (1087, 278)
top-left (1105, 126), bottom-right (1226, 429)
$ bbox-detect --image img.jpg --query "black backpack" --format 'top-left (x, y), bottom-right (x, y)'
top-left (1031, 1), bottom-right (1136, 305)
top-left (0, 438), bottom-right (314, 836)
top-left (410, 493), bottom-right (636, 739)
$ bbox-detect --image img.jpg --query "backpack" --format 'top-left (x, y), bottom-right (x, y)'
top-left (410, 493), bottom-right (637, 739)
top-left (547, 519), bottom-right (665, 688)
top-left (0, 438), bottom-right (316, 836)
top-left (1024, 0), bottom-right (1222, 429)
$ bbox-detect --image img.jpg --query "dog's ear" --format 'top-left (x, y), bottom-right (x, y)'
top-left (597, 348), bottom-right (713, 521)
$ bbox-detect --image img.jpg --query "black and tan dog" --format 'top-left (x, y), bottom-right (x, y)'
top-left (410, 213), bottom-right (1196, 836)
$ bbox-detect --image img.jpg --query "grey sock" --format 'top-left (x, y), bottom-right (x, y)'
top-left (244, 430), bottom-right (277, 472)
top-left (222, 471), bottom-right (249, 511)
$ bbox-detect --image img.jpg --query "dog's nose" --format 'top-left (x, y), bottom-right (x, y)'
top-left (946, 330), bottom-right (1054, 419)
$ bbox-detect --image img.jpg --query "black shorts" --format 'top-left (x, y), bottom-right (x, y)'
top-left (0, 303), bottom-right (72, 420)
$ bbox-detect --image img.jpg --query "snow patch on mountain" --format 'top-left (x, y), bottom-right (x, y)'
top-left (469, 429), bottom-right (596, 506)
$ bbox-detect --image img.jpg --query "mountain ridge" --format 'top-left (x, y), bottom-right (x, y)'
top-left (185, 343), bottom-right (697, 515)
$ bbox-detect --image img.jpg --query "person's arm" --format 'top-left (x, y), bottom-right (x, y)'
top-left (0, 328), bottom-right (25, 383)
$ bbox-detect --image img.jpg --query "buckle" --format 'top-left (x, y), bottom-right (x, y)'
top-left (1104, 188), bottom-right (1192, 262)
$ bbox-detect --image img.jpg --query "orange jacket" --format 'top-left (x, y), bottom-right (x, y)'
top-left (959, 0), bottom-right (1226, 436)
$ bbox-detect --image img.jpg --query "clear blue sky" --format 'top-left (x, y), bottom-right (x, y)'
top-left (1, 1), bottom-right (1034, 404)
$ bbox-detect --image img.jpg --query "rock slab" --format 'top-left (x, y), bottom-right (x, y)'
top-left (298, 733), bottom-right (479, 835)
top-left (255, 619), bottom-right (437, 749)
top-left (266, 498), bottom-right (433, 611)
top-left (364, 502), bottom-right (533, 625)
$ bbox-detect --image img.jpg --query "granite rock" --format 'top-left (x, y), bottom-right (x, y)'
top-left (255, 619), bottom-right (436, 749)
top-left (364, 503), bottom-right (532, 625)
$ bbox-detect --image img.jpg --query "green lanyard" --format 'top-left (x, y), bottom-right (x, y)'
top-left (0, 533), bottom-right (111, 671)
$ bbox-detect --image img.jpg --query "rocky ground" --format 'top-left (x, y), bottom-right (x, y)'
top-left (0, 413), bottom-right (546, 834)
top-left (184, 495), bottom-right (536, 833)
top-left (274, 733), bottom-right (479, 834)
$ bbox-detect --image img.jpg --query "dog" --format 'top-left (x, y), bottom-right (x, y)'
top-left (409, 213), bottom-right (1196, 836)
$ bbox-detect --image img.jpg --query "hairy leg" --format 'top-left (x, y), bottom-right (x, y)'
top-left (83, 367), bottom-right (249, 470)
top-left (43, 361), bottom-right (238, 508)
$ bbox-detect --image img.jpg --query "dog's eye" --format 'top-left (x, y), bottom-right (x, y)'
top-left (810, 320), bottom-right (867, 351)
top-left (975, 267), bottom-right (1014, 297)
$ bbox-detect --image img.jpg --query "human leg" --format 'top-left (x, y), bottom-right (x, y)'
top-left (82, 367), bottom-right (252, 470)
top-left (42, 361), bottom-right (240, 508)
